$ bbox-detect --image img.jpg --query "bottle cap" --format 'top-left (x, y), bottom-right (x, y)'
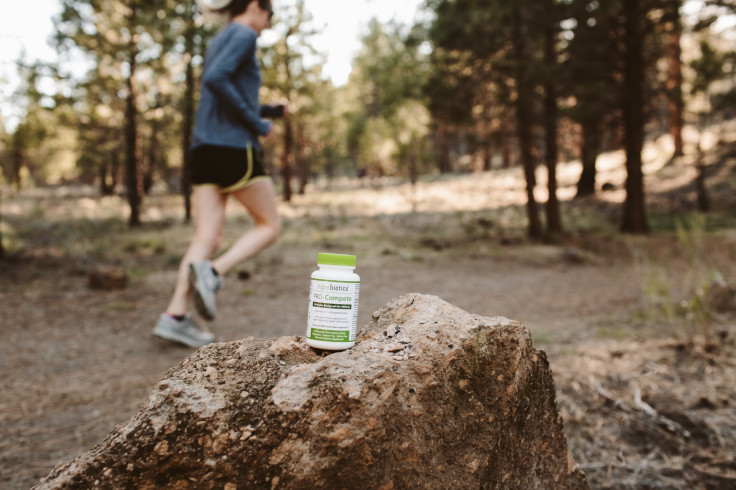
top-left (317, 253), bottom-right (356, 267)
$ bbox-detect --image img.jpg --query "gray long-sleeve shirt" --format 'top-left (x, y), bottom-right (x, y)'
top-left (191, 22), bottom-right (272, 150)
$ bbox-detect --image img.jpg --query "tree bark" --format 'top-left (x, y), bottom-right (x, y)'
top-left (144, 105), bottom-right (159, 195)
top-left (181, 0), bottom-right (196, 223)
top-left (482, 142), bottom-right (491, 171)
top-left (281, 119), bottom-right (293, 202)
top-left (501, 124), bottom-right (513, 168)
top-left (478, 113), bottom-right (492, 171)
top-left (696, 160), bottom-right (710, 212)
top-left (436, 120), bottom-right (450, 174)
top-left (696, 123), bottom-right (710, 212)
top-left (543, 6), bottom-right (562, 236)
top-left (11, 132), bottom-right (24, 191)
top-left (100, 162), bottom-right (112, 195)
top-left (297, 124), bottom-right (309, 195)
top-left (576, 120), bottom-right (601, 198)
top-left (512, 3), bottom-right (543, 240)
top-left (112, 150), bottom-right (121, 191)
top-left (125, 1), bottom-right (142, 227)
top-left (620, 0), bottom-right (649, 233)
top-left (297, 154), bottom-right (308, 195)
top-left (667, 1), bottom-right (684, 158)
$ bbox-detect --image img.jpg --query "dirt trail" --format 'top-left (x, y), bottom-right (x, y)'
top-left (1, 242), bottom-right (638, 489)
top-left (2, 145), bottom-right (735, 488)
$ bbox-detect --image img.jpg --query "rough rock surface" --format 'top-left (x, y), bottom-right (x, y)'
top-left (36, 294), bottom-right (589, 489)
top-left (87, 266), bottom-right (128, 290)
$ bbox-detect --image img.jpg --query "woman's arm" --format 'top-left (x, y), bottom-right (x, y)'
top-left (202, 27), bottom-right (271, 136)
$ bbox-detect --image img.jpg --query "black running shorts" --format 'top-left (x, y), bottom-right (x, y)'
top-left (190, 144), bottom-right (270, 193)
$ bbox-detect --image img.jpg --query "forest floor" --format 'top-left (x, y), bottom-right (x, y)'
top-left (2, 133), bottom-right (736, 489)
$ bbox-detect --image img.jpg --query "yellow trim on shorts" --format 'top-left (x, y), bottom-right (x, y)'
top-left (191, 144), bottom-right (267, 193)
top-left (192, 175), bottom-right (267, 192)
top-left (242, 175), bottom-right (271, 187)
top-left (221, 143), bottom-right (254, 193)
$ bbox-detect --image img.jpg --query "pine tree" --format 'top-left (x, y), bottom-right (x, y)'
top-left (664, 0), bottom-right (685, 158)
top-left (347, 19), bottom-right (430, 182)
top-left (262, 0), bottom-right (325, 201)
top-left (541, 0), bottom-right (563, 236)
top-left (55, 0), bottom-right (174, 226)
top-left (564, 0), bottom-right (622, 198)
top-left (428, 0), bottom-right (545, 239)
top-left (179, 0), bottom-right (199, 221)
top-left (620, 0), bottom-right (649, 233)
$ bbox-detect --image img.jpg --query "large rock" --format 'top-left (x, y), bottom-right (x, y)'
top-left (36, 294), bottom-right (589, 489)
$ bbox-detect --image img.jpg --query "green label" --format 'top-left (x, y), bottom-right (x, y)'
top-left (309, 328), bottom-right (350, 342)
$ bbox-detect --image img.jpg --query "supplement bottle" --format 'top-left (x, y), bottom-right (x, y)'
top-left (306, 253), bottom-right (360, 350)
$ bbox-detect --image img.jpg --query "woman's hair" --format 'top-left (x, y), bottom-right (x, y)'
top-left (215, 0), bottom-right (271, 18)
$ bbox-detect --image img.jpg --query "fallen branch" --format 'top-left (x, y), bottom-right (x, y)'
top-left (633, 384), bottom-right (691, 439)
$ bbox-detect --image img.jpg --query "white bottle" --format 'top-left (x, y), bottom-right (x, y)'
top-left (306, 253), bottom-right (360, 350)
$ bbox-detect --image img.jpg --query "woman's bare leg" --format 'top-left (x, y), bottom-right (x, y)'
top-left (165, 186), bottom-right (227, 316)
top-left (211, 179), bottom-right (281, 276)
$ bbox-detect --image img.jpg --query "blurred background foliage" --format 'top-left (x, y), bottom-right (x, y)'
top-left (0, 0), bottom-right (734, 235)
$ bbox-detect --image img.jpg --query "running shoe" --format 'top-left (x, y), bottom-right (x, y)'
top-left (189, 260), bottom-right (224, 320)
top-left (152, 313), bottom-right (215, 348)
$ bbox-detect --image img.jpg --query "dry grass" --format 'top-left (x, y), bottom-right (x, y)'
top-left (1, 132), bottom-right (736, 489)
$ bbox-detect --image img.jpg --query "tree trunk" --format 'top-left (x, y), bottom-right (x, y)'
top-left (482, 143), bottom-right (491, 171)
top-left (281, 119), bottom-right (293, 202)
top-left (576, 120), bottom-right (601, 198)
top-left (409, 139), bottom-right (420, 186)
top-left (620, 0), bottom-right (649, 233)
top-left (325, 148), bottom-right (335, 181)
top-left (144, 110), bottom-right (159, 195)
top-left (100, 162), bottom-right (113, 196)
top-left (696, 125), bottom-right (710, 212)
top-left (297, 125), bottom-right (308, 195)
top-left (696, 161), bottom-right (710, 212)
top-left (436, 120), bottom-right (450, 174)
top-left (479, 115), bottom-right (492, 171)
top-left (11, 132), bottom-right (23, 191)
top-left (501, 125), bottom-right (512, 168)
top-left (543, 9), bottom-right (562, 236)
top-left (512, 3), bottom-right (543, 240)
top-left (112, 150), bottom-right (121, 191)
top-left (125, 2), bottom-right (142, 227)
top-left (181, 0), bottom-right (196, 223)
top-left (667, 1), bottom-right (684, 158)
top-left (297, 155), bottom-right (308, 195)
top-left (478, 115), bottom-right (492, 171)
